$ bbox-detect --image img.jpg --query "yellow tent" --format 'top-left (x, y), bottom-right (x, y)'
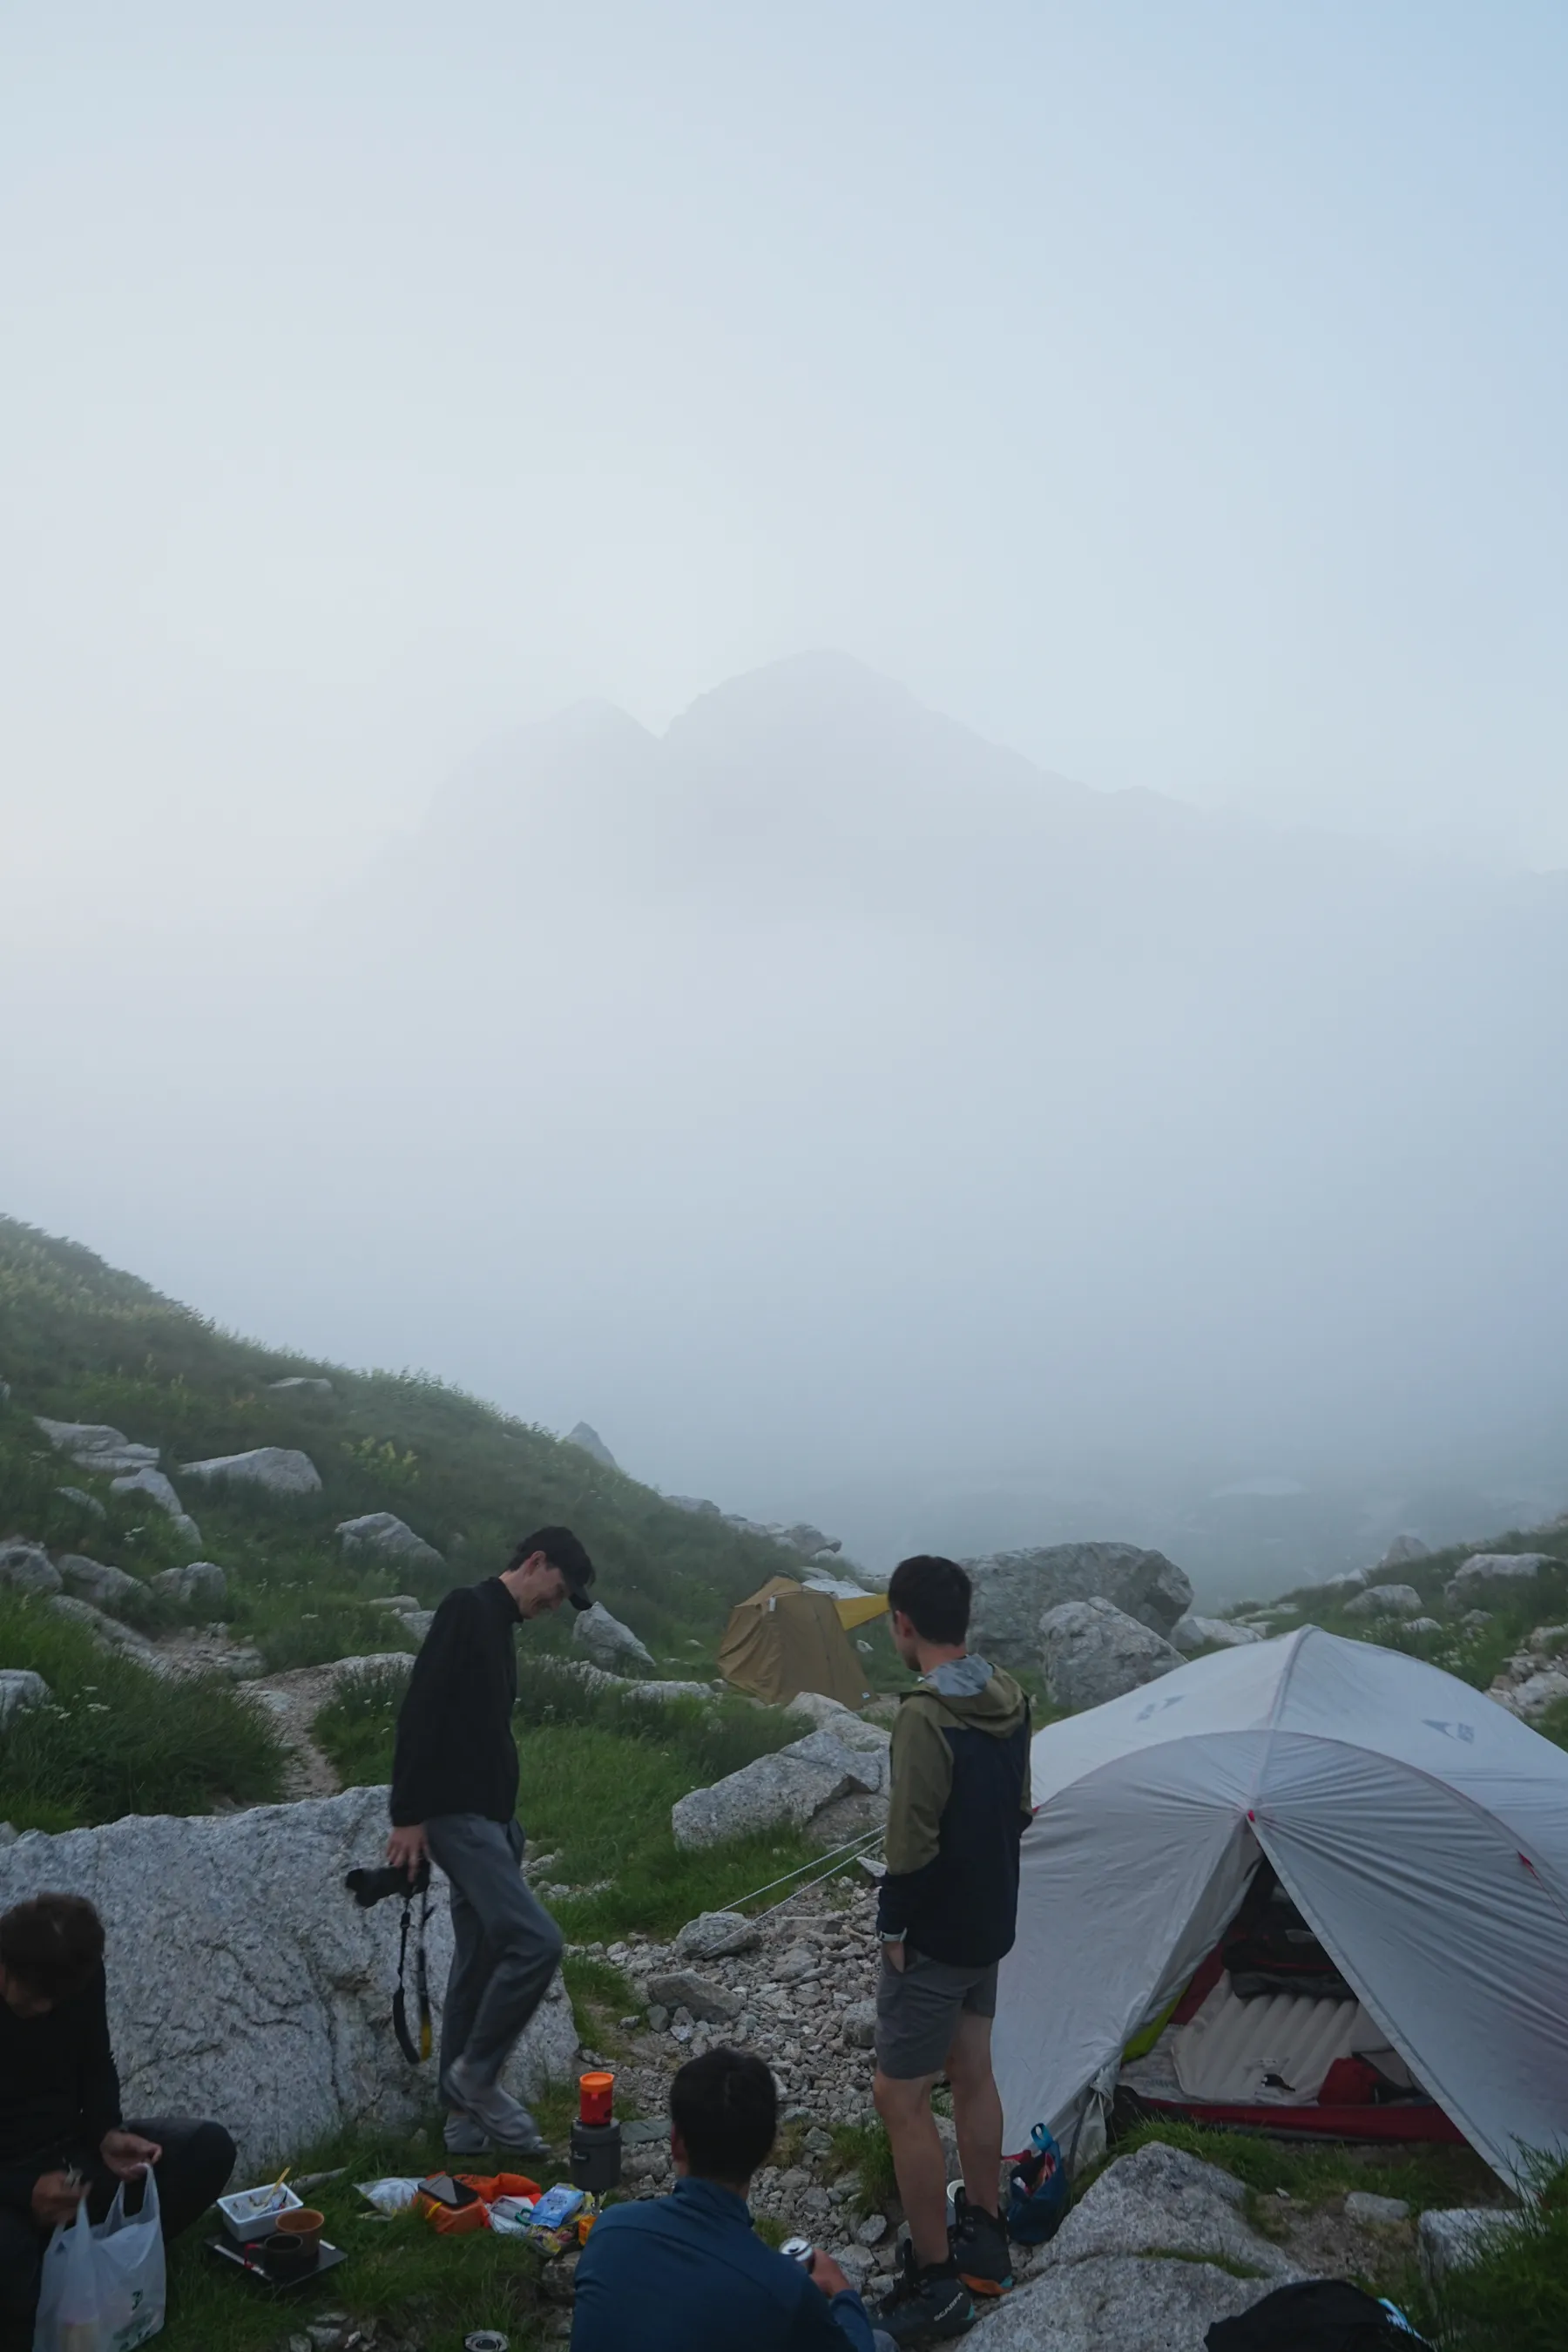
top-left (835, 1591), bottom-right (889, 1633)
top-left (718, 1576), bottom-right (873, 1709)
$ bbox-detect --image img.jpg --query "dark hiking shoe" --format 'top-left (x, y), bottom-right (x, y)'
top-left (875, 2244), bottom-right (976, 2344)
top-left (950, 2186), bottom-right (1013, 2297)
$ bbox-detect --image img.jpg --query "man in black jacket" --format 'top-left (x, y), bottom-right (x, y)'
top-left (387, 1524), bottom-right (595, 2158)
top-left (0, 1894), bottom-right (234, 2352)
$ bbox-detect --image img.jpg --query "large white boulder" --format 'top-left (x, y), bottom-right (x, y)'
top-left (1172, 1614), bottom-right (1264, 1655)
top-left (0, 1785), bottom-right (577, 2177)
top-left (672, 1727), bottom-right (889, 1850)
top-left (967, 1543), bottom-right (1193, 1663)
top-left (0, 1538), bottom-right (62, 1596)
top-left (573, 1600), bottom-right (655, 1672)
top-left (108, 1466), bottom-right (200, 1545)
top-left (980, 2254), bottom-right (1274, 2351)
top-left (335, 1511), bottom-right (444, 1571)
top-left (46, 1597), bottom-right (174, 1677)
top-left (1376, 1533), bottom-right (1429, 1568)
top-left (1037, 2141), bottom-right (1298, 2280)
top-left (34, 1420), bottom-right (159, 1476)
top-left (1343, 1582), bottom-right (1425, 1619)
top-left (1416, 2205), bottom-right (1516, 2289)
top-left (1446, 1552), bottom-right (1558, 1606)
top-left (181, 1447), bottom-right (322, 1497)
top-left (1041, 1597), bottom-right (1183, 1712)
top-left (151, 1560), bottom-right (227, 1606)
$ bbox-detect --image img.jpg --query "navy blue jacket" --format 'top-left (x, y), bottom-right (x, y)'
top-left (571, 2176), bottom-right (875, 2352)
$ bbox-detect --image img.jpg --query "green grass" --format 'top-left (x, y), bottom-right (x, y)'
top-left (1415, 2157), bottom-right (1568, 2352)
top-left (1100, 2114), bottom-right (1500, 2222)
top-left (315, 1654), bottom-right (825, 1939)
top-left (1278, 1537), bottom-right (1568, 1688)
top-left (827, 2117), bottom-right (897, 2217)
top-left (0, 1591), bottom-right (286, 1828)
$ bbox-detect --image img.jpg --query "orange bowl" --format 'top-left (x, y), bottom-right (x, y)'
top-left (275, 2207), bottom-right (323, 2251)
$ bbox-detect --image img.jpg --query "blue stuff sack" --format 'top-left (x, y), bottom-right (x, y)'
top-left (1005, 2123), bottom-right (1070, 2245)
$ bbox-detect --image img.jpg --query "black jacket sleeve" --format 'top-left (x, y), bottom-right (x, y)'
top-left (78, 1970), bottom-right (122, 2148)
top-left (389, 1587), bottom-right (478, 1826)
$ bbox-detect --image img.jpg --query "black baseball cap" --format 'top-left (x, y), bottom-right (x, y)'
top-left (513, 1524), bottom-right (596, 1610)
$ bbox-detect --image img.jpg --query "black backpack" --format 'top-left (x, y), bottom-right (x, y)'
top-left (1206, 2281), bottom-right (1433, 2350)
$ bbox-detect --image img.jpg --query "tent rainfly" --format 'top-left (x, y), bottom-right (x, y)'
top-left (991, 1626), bottom-right (1568, 2186)
top-left (718, 1576), bottom-right (872, 1709)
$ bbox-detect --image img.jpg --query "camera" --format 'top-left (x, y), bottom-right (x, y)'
top-left (345, 1859), bottom-right (430, 1908)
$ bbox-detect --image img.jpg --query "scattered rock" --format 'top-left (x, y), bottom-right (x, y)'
top-left (151, 1560), bottom-right (228, 1606)
top-left (575, 1601), bottom-right (656, 1673)
top-left (0, 1784), bottom-right (577, 2175)
top-left (108, 1466), bottom-right (200, 1544)
top-left (565, 1421), bottom-right (618, 1469)
top-left (34, 1420), bottom-right (159, 1474)
top-left (1460, 1610), bottom-right (1493, 1632)
top-left (0, 1670), bottom-right (51, 1727)
top-left (671, 1729), bottom-right (887, 1850)
top-left (57, 1555), bottom-right (143, 1612)
top-left (397, 1609), bottom-right (436, 1639)
top-left (1321, 1568), bottom-right (1369, 1592)
top-left (979, 2253), bottom-right (1276, 2351)
top-left (855, 2212), bottom-right (887, 2246)
top-left (335, 1512), bottom-right (443, 1571)
top-left (1342, 1582), bottom-right (1426, 1619)
top-left (46, 1596), bottom-right (173, 1675)
top-left (1037, 2142), bottom-right (1297, 2280)
top-left (1417, 2206), bottom-right (1516, 2289)
top-left (267, 1376), bottom-right (334, 1395)
top-left (182, 1447), bottom-right (322, 1497)
top-left (674, 1910), bottom-right (762, 1961)
top-left (967, 1542), bottom-right (1193, 1661)
top-left (1040, 1598), bottom-right (1183, 1711)
top-left (645, 2003), bottom-right (670, 2033)
top-left (841, 2000), bottom-right (876, 2049)
top-left (368, 1593), bottom-right (420, 1612)
top-left (1172, 1614), bottom-right (1265, 1654)
top-left (1495, 1666), bottom-right (1568, 1721)
top-left (1376, 1534), bottom-right (1429, 1567)
top-left (0, 1538), bottom-right (62, 1596)
top-left (1404, 1617), bottom-right (1443, 1636)
top-left (1344, 2190), bottom-right (1409, 2225)
top-left (1446, 1552), bottom-right (1558, 1606)
top-left (644, 1970), bottom-right (741, 2025)
top-left (57, 1486), bottom-right (107, 1520)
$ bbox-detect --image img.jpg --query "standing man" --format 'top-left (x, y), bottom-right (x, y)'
top-left (387, 1524), bottom-right (596, 2159)
top-left (872, 1555), bottom-right (1032, 2345)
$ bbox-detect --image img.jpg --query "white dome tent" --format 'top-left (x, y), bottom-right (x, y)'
top-left (991, 1627), bottom-right (1568, 2185)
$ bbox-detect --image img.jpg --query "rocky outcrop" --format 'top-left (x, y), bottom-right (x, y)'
top-left (57, 1554), bottom-right (143, 1612)
top-left (1376, 1533), bottom-right (1429, 1568)
top-left (1037, 2141), bottom-right (1296, 2279)
top-left (183, 1446), bottom-right (322, 1497)
top-left (0, 1538), bottom-right (62, 1596)
top-left (1447, 1552), bottom-right (1558, 1606)
top-left (564, 1421), bottom-right (618, 1469)
top-left (1416, 2205), bottom-right (1515, 2289)
top-left (573, 1600), bottom-right (655, 1672)
top-left (982, 2252), bottom-right (1274, 2350)
top-left (1172, 1614), bottom-right (1264, 1654)
top-left (966, 1542), bottom-right (1192, 1662)
top-left (671, 1726), bottom-right (889, 1850)
top-left (47, 1597), bottom-right (173, 1676)
top-left (335, 1511), bottom-right (444, 1571)
top-left (665, 1495), bottom-right (842, 1560)
top-left (1343, 1582), bottom-right (1425, 1619)
top-left (0, 1785), bottom-right (577, 2177)
top-left (108, 1466), bottom-right (200, 1544)
top-left (267, 1376), bottom-right (334, 1395)
top-left (1041, 1598), bottom-right (1182, 1711)
top-left (35, 1420), bottom-right (159, 1475)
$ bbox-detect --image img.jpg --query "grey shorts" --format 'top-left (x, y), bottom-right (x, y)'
top-left (873, 1947), bottom-right (999, 2080)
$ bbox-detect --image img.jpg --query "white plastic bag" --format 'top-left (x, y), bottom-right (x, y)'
top-left (34, 2171), bottom-right (166, 2352)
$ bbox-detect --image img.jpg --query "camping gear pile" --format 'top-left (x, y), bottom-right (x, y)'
top-left (993, 1626), bottom-right (1568, 2184)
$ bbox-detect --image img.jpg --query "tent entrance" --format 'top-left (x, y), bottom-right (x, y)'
top-left (1119, 1867), bottom-right (1463, 2146)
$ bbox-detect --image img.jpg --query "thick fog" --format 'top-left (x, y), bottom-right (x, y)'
top-left (3, 8), bottom-right (1567, 1597)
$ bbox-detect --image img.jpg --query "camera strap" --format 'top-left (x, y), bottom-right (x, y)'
top-left (392, 1881), bottom-right (434, 2066)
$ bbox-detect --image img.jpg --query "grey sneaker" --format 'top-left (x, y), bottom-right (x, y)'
top-left (444, 2057), bottom-right (551, 2156)
top-left (443, 2109), bottom-right (489, 2156)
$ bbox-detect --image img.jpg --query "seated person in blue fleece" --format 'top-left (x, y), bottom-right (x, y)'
top-left (571, 2047), bottom-right (890, 2352)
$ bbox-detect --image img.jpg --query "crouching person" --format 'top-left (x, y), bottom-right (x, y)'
top-left (0, 1894), bottom-right (236, 2352)
top-left (571, 2048), bottom-right (889, 2352)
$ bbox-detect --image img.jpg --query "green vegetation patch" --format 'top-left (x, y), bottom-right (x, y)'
top-left (0, 1592), bottom-right (287, 1829)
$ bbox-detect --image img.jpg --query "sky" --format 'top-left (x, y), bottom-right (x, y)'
top-left (3, 4), bottom-right (1567, 1589)
top-left (3, 0), bottom-right (1566, 912)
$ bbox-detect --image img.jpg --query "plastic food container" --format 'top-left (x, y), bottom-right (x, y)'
top-left (217, 2182), bottom-right (305, 2242)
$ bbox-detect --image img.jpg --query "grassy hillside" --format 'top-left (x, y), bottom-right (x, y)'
top-left (0, 1213), bottom-right (811, 1672)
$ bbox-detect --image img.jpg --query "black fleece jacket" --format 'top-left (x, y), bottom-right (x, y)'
top-left (390, 1578), bottom-right (524, 1826)
top-left (0, 1966), bottom-right (123, 2214)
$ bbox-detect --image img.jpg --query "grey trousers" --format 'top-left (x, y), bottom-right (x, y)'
top-left (424, 1813), bottom-right (564, 2086)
